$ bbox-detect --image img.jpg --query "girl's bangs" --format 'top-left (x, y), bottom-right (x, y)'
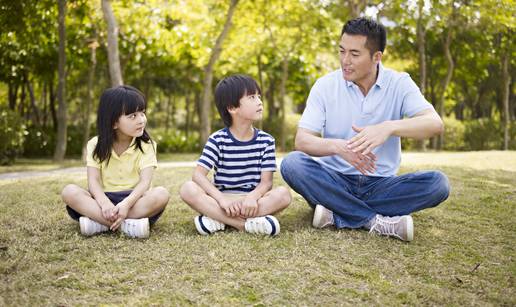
top-left (122, 92), bottom-right (146, 115)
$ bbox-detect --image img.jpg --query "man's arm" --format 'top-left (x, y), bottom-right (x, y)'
top-left (347, 108), bottom-right (443, 155)
top-left (295, 128), bottom-right (376, 175)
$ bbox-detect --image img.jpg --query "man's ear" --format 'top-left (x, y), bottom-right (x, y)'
top-left (373, 51), bottom-right (383, 64)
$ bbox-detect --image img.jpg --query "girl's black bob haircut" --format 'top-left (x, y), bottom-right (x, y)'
top-left (93, 85), bottom-right (152, 164)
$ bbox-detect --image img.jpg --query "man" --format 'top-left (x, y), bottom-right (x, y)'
top-left (280, 17), bottom-right (450, 242)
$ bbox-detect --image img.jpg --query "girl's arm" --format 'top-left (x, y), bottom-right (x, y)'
top-left (192, 165), bottom-right (240, 217)
top-left (87, 166), bottom-right (116, 221)
top-left (241, 171), bottom-right (273, 217)
top-left (109, 166), bottom-right (154, 230)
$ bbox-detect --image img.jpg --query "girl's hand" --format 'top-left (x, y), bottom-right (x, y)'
top-left (219, 197), bottom-right (241, 217)
top-left (110, 202), bottom-right (130, 231)
top-left (241, 196), bottom-right (258, 218)
top-left (99, 201), bottom-right (116, 222)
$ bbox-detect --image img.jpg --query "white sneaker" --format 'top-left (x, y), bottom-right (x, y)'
top-left (194, 215), bottom-right (225, 235)
top-left (369, 214), bottom-right (414, 241)
top-left (312, 205), bottom-right (334, 228)
top-left (121, 218), bottom-right (150, 239)
top-left (79, 216), bottom-right (108, 236)
top-left (244, 215), bottom-right (280, 236)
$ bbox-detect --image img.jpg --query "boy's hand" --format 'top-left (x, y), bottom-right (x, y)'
top-left (218, 197), bottom-right (241, 217)
top-left (99, 201), bottom-right (116, 222)
top-left (241, 196), bottom-right (259, 218)
top-left (110, 202), bottom-right (130, 231)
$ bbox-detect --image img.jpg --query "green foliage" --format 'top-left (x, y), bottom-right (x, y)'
top-left (153, 129), bottom-right (201, 153)
top-left (464, 118), bottom-right (503, 150)
top-left (0, 107), bottom-right (26, 165)
top-left (442, 116), bottom-right (466, 150)
top-left (23, 125), bottom-right (93, 157)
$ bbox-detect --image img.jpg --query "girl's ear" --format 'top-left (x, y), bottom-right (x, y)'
top-left (113, 122), bottom-right (118, 130)
top-left (228, 106), bottom-right (238, 115)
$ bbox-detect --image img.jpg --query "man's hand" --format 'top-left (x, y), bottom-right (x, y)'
top-left (240, 195), bottom-right (259, 218)
top-left (334, 139), bottom-right (377, 175)
top-left (110, 202), bottom-right (130, 231)
top-left (347, 122), bottom-right (393, 155)
top-left (218, 197), bottom-right (242, 217)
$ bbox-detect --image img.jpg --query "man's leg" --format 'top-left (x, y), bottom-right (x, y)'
top-left (280, 151), bottom-right (376, 228)
top-left (364, 170), bottom-right (450, 216)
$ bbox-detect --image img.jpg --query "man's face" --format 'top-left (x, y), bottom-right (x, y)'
top-left (339, 33), bottom-right (381, 84)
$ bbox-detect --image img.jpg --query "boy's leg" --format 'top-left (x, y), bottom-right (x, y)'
top-left (61, 184), bottom-right (112, 226)
top-left (256, 186), bottom-right (291, 216)
top-left (126, 186), bottom-right (170, 220)
top-left (179, 181), bottom-right (245, 230)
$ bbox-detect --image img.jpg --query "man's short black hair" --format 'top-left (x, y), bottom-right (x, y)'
top-left (341, 17), bottom-right (386, 55)
top-left (214, 74), bottom-right (261, 127)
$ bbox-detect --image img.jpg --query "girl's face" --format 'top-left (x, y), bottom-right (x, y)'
top-left (113, 110), bottom-right (147, 139)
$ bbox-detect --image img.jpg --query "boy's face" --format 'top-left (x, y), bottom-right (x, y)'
top-left (229, 92), bottom-right (263, 124)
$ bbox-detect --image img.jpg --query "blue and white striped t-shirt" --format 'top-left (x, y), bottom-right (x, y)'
top-left (197, 127), bottom-right (276, 193)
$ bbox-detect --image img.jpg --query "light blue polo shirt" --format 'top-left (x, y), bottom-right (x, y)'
top-left (299, 63), bottom-right (434, 177)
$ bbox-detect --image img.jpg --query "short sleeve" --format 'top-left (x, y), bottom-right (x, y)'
top-left (298, 80), bottom-right (326, 133)
top-left (261, 138), bottom-right (276, 172)
top-left (197, 137), bottom-right (219, 171)
top-left (139, 141), bottom-right (158, 170)
top-left (86, 137), bottom-right (101, 168)
top-left (400, 75), bottom-right (434, 118)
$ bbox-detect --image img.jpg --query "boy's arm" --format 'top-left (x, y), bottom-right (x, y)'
top-left (110, 166), bottom-right (154, 231)
top-left (241, 171), bottom-right (273, 217)
top-left (87, 166), bottom-right (116, 222)
top-left (192, 165), bottom-right (240, 216)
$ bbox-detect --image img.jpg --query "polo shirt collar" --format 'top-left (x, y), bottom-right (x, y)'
top-left (111, 137), bottom-right (137, 158)
top-left (345, 62), bottom-right (386, 89)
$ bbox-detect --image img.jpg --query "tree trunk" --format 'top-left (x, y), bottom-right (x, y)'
top-left (199, 0), bottom-right (239, 146)
top-left (26, 75), bottom-right (40, 126)
top-left (348, 0), bottom-right (367, 18)
top-left (49, 80), bottom-right (58, 132)
top-left (82, 38), bottom-right (98, 161)
top-left (102, 0), bottom-right (123, 87)
top-left (8, 82), bottom-right (18, 110)
top-left (502, 50), bottom-right (511, 150)
top-left (256, 52), bottom-right (264, 130)
top-left (416, 0), bottom-right (427, 151)
top-left (54, 0), bottom-right (67, 162)
top-left (185, 93), bottom-right (191, 137)
top-left (432, 28), bottom-right (454, 150)
top-left (279, 57), bottom-right (289, 151)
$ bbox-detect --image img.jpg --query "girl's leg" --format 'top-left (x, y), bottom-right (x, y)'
top-left (61, 184), bottom-right (112, 226)
top-left (126, 186), bottom-right (170, 218)
top-left (179, 181), bottom-right (245, 230)
top-left (256, 186), bottom-right (291, 216)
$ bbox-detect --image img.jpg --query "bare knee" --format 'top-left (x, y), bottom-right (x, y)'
top-left (151, 186), bottom-right (170, 205)
top-left (276, 186), bottom-right (292, 209)
top-left (61, 184), bottom-right (82, 203)
top-left (179, 181), bottom-right (200, 202)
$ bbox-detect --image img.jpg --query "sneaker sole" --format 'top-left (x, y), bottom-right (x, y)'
top-left (194, 216), bottom-right (210, 235)
top-left (405, 216), bottom-right (414, 242)
top-left (312, 205), bottom-right (329, 229)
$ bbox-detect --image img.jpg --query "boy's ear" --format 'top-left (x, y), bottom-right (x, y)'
top-left (227, 106), bottom-right (238, 115)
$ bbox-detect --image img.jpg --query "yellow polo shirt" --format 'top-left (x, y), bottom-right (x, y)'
top-left (86, 136), bottom-right (158, 192)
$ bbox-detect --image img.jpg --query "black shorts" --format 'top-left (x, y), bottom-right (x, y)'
top-left (66, 190), bottom-right (164, 225)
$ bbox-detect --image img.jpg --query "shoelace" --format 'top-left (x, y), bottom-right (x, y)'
top-left (369, 217), bottom-right (401, 239)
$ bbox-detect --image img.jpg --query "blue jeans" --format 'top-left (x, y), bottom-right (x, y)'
top-left (280, 151), bottom-right (450, 229)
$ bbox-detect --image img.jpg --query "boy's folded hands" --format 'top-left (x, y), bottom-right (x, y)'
top-left (240, 196), bottom-right (258, 218)
top-left (219, 198), bottom-right (241, 217)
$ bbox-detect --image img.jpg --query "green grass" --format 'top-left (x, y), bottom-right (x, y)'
top-left (1, 152), bottom-right (515, 305)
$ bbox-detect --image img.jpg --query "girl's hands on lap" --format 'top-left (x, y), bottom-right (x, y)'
top-left (110, 202), bottom-right (130, 231)
top-left (99, 201), bottom-right (116, 222)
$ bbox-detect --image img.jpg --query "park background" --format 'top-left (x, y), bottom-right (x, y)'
top-left (0, 0), bottom-right (514, 305)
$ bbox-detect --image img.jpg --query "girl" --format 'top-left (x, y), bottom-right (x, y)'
top-left (62, 85), bottom-right (169, 238)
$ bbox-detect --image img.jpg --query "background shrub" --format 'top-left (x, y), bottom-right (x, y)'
top-left (0, 108), bottom-right (26, 165)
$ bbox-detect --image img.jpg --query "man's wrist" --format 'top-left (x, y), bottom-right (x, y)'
top-left (384, 120), bottom-right (397, 137)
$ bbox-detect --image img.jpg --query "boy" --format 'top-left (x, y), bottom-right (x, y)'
top-left (180, 74), bottom-right (291, 236)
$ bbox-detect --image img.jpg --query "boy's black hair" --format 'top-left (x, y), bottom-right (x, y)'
top-left (214, 74), bottom-right (261, 127)
top-left (94, 85), bottom-right (152, 164)
top-left (341, 17), bottom-right (386, 55)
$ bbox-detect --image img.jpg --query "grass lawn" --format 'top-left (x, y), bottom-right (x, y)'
top-left (0, 152), bottom-right (515, 305)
